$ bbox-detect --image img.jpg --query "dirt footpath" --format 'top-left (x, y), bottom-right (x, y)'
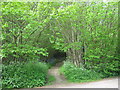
top-left (38, 77), bottom-right (118, 88)
top-left (36, 63), bottom-right (118, 88)
top-left (48, 66), bottom-right (67, 84)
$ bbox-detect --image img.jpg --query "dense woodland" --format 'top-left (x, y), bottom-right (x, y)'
top-left (1, 2), bottom-right (120, 89)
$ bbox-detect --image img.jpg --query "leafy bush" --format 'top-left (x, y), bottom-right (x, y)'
top-left (2, 61), bottom-right (48, 88)
top-left (84, 55), bottom-right (120, 78)
top-left (60, 61), bottom-right (103, 82)
top-left (2, 44), bottom-right (48, 62)
top-left (92, 60), bottom-right (120, 78)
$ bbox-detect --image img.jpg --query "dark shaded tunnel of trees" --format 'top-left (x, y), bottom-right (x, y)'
top-left (41, 50), bottom-right (67, 65)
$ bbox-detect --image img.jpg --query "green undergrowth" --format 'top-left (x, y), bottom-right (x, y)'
top-left (2, 61), bottom-right (49, 89)
top-left (46, 75), bottom-right (56, 85)
top-left (60, 61), bottom-right (103, 83)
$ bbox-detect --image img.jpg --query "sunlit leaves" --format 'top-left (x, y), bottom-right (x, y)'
top-left (1, 1), bottom-right (119, 69)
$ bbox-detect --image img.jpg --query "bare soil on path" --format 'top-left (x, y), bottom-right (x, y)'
top-left (47, 66), bottom-right (67, 84)
top-left (36, 62), bottom-right (118, 88)
top-left (16, 62), bottom-right (118, 89)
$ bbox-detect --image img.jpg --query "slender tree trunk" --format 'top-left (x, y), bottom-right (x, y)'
top-left (13, 36), bottom-right (18, 61)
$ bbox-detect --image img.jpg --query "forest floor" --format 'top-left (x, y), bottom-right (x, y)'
top-left (37, 77), bottom-right (118, 88)
top-left (47, 62), bottom-right (68, 84)
top-left (16, 62), bottom-right (118, 89)
top-left (35, 62), bottom-right (118, 88)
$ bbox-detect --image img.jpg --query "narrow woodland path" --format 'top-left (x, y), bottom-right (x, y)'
top-left (17, 63), bottom-right (118, 90)
top-left (47, 62), bottom-right (68, 84)
top-left (35, 62), bottom-right (118, 88)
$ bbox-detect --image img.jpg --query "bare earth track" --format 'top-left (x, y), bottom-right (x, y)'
top-left (16, 63), bottom-right (118, 89)
top-left (36, 63), bottom-right (118, 88)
